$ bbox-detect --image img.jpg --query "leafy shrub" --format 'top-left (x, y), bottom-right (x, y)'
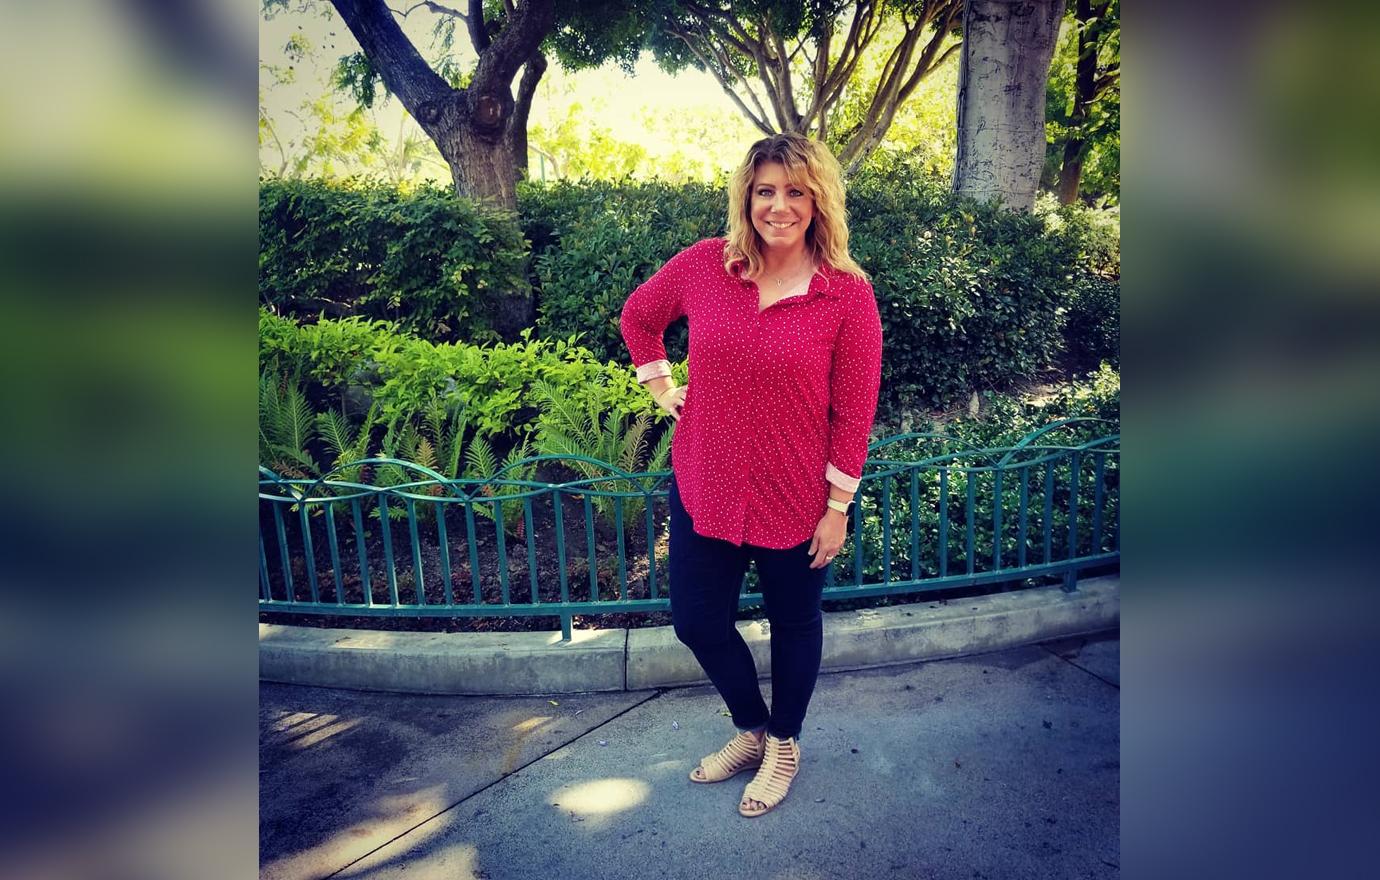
top-left (837, 365), bottom-right (1120, 580)
top-left (261, 171), bottom-right (1119, 428)
top-left (259, 309), bottom-right (401, 396)
top-left (530, 359), bottom-right (684, 526)
top-left (261, 310), bottom-right (677, 462)
top-left (1062, 274), bottom-right (1120, 372)
top-left (259, 177), bottom-right (531, 342)
top-left (518, 178), bottom-right (726, 364)
top-left (260, 310), bottom-right (683, 535)
top-left (848, 165), bottom-right (1097, 415)
top-left (259, 370), bottom-right (321, 481)
top-left (517, 167), bottom-right (1118, 415)
top-left (1041, 198), bottom-right (1121, 276)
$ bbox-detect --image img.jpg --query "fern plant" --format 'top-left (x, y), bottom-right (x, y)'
top-left (465, 433), bottom-right (538, 538)
top-left (369, 415), bottom-right (445, 522)
top-left (362, 401), bottom-right (533, 538)
top-left (259, 371), bottom-right (321, 480)
top-left (316, 400), bottom-right (380, 482)
top-left (530, 376), bottom-right (673, 532)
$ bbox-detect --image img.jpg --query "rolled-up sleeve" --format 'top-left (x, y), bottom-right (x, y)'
top-left (826, 281), bottom-right (883, 490)
top-left (620, 242), bottom-right (698, 381)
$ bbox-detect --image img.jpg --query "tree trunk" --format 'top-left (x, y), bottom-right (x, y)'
top-left (951, 0), bottom-right (1063, 212)
top-left (404, 88), bottom-right (521, 208)
top-left (330, 0), bottom-right (553, 338)
top-left (329, 0), bottom-right (551, 211)
top-left (1056, 135), bottom-right (1085, 204)
top-left (510, 51), bottom-right (547, 182)
top-left (1057, 0), bottom-right (1098, 205)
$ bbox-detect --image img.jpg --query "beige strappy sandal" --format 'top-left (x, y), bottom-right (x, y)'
top-left (738, 734), bottom-right (800, 817)
top-left (688, 729), bottom-right (766, 783)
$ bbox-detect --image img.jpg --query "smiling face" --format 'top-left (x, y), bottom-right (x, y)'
top-left (749, 161), bottom-right (815, 255)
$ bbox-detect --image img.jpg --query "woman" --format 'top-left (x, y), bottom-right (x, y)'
top-left (619, 133), bottom-right (883, 818)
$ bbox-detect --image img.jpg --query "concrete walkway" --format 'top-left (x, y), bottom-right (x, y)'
top-left (260, 629), bottom-right (1119, 880)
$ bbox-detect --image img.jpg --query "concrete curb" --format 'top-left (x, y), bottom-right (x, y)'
top-left (260, 575), bottom-right (1118, 695)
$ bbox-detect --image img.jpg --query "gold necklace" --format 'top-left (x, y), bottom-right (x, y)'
top-left (771, 258), bottom-right (815, 289)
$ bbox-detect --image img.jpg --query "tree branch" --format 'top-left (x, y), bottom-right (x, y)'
top-left (259, 106), bottom-right (291, 176)
top-left (858, 14), bottom-right (923, 132)
top-left (667, 22), bottom-right (773, 135)
top-left (894, 18), bottom-right (960, 108)
top-left (929, 40), bottom-right (961, 74)
top-left (391, 1), bottom-right (467, 21)
top-left (839, 0), bottom-right (959, 171)
top-left (814, 1), bottom-right (878, 119)
top-left (331, 0), bottom-right (453, 118)
top-left (801, 4), bottom-right (857, 134)
top-left (693, 7), bottom-right (777, 118)
top-left (1092, 66), bottom-right (1120, 98)
top-left (509, 49), bottom-right (545, 178)
top-left (705, 29), bottom-right (775, 131)
top-left (528, 144), bottom-right (559, 178)
top-left (511, 50), bottom-right (545, 136)
top-left (467, 0), bottom-right (488, 52)
top-left (744, 16), bottom-right (791, 131)
top-left (472, 0), bottom-right (553, 92)
top-left (768, 21), bottom-right (801, 130)
top-left (683, 1), bottom-right (758, 59)
top-left (803, 17), bottom-right (831, 128)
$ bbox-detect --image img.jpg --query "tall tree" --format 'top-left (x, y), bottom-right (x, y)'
top-left (645, 0), bottom-right (963, 173)
top-left (264, 1), bottom-right (648, 201)
top-left (951, 0), bottom-right (1062, 211)
top-left (1048, 0), bottom-right (1119, 204)
top-left (264, 0), bottom-right (647, 337)
top-left (321, 0), bottom-right (554, 209)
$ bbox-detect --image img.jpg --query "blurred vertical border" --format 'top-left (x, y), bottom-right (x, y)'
top-left (0, 2), bottom-right (256, 879)
top-left (1124, 1), bottom-right (1380, 878)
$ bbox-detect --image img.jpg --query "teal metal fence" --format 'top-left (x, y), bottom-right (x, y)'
top-left (259, 418), bottom-right (1119, 640)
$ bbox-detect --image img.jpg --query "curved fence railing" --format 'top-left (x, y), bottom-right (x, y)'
top-left (259, 419), bottom-right (1119, 640)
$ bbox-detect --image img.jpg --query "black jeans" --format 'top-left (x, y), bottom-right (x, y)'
top-left (667, 476), bottom-right (827, 742)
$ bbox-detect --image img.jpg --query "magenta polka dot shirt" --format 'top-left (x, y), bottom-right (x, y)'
top-left (620, 237), bottom-right (883, 549)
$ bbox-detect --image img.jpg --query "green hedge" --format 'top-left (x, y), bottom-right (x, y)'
top-left (259, 308), bottom-right (677, 477)
top-left (839, 363), bottom-right (1120, 580)
top-left (518, 178), bottom-right (727, 363)
top-left (259, 177), bottom-right (531, 343)
top-left (1063, 273), bottom-right (1120, 372)
top-left (517, 168), bottom-right (1118, 414)
top-left (846, 167), bottom-right (1118, 414)
top-left (260, 171), bottom-right (1119, 415)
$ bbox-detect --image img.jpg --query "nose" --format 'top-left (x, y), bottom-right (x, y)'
top-left (771, 191), bottom-right (788, 213)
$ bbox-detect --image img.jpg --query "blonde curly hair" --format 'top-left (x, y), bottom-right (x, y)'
top-left (724, 133), bottom-right (868, 282)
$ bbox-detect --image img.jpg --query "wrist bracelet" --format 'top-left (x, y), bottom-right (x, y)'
top-left (826, 498), bottom-right (851, 515)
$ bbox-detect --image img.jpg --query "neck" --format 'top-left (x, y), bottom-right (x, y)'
top-left (760, 242), bottom-right (811, 276)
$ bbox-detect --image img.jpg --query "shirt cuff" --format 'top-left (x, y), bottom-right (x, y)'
top-left (635, 359), bottom-right (672, 382)
top-left (825, 462), bottom-right (860, 493)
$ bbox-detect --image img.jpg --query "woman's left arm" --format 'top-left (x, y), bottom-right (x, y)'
top-left (808, 282), bottom-right (884, 569)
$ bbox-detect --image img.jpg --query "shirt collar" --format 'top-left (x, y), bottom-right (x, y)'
top-left (730, 255), bottom-right (846, 301)
top-left (810, 263), bottom-right (845, 299)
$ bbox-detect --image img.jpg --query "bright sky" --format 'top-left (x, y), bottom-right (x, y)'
top-left (259, 5), bottom-right (761, 181)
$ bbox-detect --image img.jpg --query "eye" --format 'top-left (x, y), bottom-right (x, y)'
top-left (790, 189), bottom-right (805, 197)
top-left (756, 188), bottom-right (773, 197)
